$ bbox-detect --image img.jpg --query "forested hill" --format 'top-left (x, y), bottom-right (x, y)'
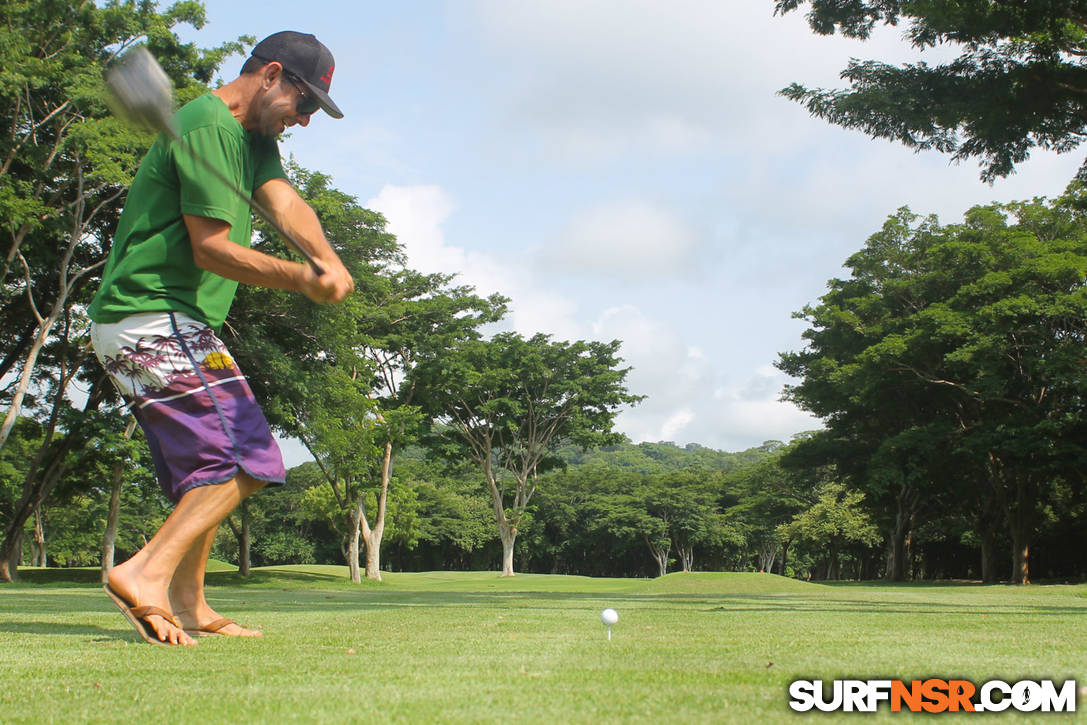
top-left (398, 438), bottom-right (787, 474)
top-left (553, 439), bottom-right (785, 474)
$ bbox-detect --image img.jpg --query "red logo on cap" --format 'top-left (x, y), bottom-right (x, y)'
top-left (320, 64), bottom-right (334, 85)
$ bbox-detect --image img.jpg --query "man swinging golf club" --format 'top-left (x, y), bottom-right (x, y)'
top-left (88, 31), bottom-right (353, 646)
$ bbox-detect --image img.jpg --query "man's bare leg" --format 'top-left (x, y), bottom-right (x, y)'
top-left (107, 473), bottom-right (264, 645)
top-left (169, 524), bottom-right (262, 636)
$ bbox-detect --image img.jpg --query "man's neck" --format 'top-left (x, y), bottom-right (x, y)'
top-left (211, 76), bottom-right (261, 131)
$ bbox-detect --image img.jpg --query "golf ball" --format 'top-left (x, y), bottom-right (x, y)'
top-left (601, 608), bottom-right (619, 626)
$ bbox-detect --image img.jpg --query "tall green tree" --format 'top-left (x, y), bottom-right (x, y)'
top-left (0, 0), bottom-right (247, 581)
top-left (779, 192), bottom-right (1087, 583)
top-left (416, 332), bottom-right (642, 576)
top-left (726, 443), bottom-right (817, 574)
top-left (0, 0), bottom-right (246, 451)
top-left (382, 457), bottom-right (498, 572)
top-left (228, 167), bottom-right (503, 581)
top-left (776, 0), bottom-right (1087, 180)
top-left (778, 480), bottom-right (881, 580)
top-left (350, 268), bottom-right (504, 580)
top-left (227, 167), bottom-right (397, 583)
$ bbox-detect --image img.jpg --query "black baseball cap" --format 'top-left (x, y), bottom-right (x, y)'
top-left (250, 31), bottom-right (343, 119)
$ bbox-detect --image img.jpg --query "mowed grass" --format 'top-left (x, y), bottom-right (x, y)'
top-left (2, 567), bottom-right (1086, 724)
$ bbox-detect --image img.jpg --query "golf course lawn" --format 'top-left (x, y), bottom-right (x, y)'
top-left (1, 567), bottom-right (1085, 723)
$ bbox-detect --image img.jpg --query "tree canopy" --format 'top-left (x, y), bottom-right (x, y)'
top-left (776, 0), bottom-right (1087, 180)
top-left (414, 332), bottom-right (642, 576)
top-left (778, 190), bottom-right (1087, 583)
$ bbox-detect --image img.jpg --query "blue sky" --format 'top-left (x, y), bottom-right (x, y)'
top-left (178, 1), bottom-right (1083, 456)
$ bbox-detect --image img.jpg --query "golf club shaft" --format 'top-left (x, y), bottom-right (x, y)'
top-left (163, 127), bottom-right (326, 276)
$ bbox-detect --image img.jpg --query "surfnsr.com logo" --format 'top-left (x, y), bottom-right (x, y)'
top-left (788, 679), bottom-right (1077, 713)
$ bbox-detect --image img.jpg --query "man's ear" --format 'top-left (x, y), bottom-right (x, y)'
top-left (260, 61), bottom-right (283, 90)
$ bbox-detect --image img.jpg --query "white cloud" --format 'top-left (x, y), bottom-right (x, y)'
top-left (366, 184), bottom-right (583, 340)
top-left (188, 2), bottom-right (1084, 459)
top-left (348, 192), bottom-right (822, 451)
top-left (365, 185), bottom-right (462, 274)
top-left (591, 305), bottom-right (818, 449)
top-left (465, 0), bottom-right (946, 164)
top-left (659, 408), bottom-right (696, 442)
top-left (542, 200), bottom-right (699, 281)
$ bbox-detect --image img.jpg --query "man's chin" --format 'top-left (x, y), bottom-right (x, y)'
top-left (257, 122), bottom-right (286, 137)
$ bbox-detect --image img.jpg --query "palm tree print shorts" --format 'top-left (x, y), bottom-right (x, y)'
top-left (90, 311), bottom-right (286, 503)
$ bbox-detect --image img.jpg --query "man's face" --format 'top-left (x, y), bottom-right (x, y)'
top-left (255, 68), bottom-right (316, 136)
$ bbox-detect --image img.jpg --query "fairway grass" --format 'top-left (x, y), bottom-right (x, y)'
top-left (2, 569), bottom-right (1085, 723)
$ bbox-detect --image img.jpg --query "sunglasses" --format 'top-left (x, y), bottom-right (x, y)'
top-left (283, 72), bottom-right (320, 116)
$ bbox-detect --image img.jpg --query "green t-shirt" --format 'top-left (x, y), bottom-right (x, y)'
top-left (88, 93), bottom-right (286, 329)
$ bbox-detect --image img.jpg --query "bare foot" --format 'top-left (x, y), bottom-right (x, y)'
top-left (107, 565), bottom-right (197, 646)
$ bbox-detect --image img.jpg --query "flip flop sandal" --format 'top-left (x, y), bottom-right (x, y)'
top-left (184, 618), bottom-right (238, 637)
top-left (103, 584), bottom-right (182, 646)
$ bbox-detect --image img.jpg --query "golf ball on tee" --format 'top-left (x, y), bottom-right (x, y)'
top-left (601, 608), bottom-right (619, 626)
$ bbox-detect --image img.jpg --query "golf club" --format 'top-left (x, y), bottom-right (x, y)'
top-left (105, 45), bottom-right (325, 276)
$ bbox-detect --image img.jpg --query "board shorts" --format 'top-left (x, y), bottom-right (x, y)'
top-left (90, 311), bottom-right (286, 504)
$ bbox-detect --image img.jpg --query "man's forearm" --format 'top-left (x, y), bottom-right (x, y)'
top-left (274, 194), bottom-right (342, 267)
top-left (185, 214), bottom-right (307, 292)
top-left (254, 178), bottom-right (347, 271)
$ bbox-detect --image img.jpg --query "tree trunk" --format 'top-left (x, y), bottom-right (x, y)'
top-left (499, 527), bottom-right (516, 577)
top-left (988, 454), bottom-right (1035, 586)
top-left (979, 529), bottom-right (998, 583)
top-left (888, 516), bottom-right (910, 582)
top-left (363, 530), bottom-right (383, 581)
top-left (101, 418), bottom-right (137, 582)
top-left (225, 502), bottom-right (251, 577)
top-left (678, 545), bottom-right (694, 572)
top-left (653, 549), bottom-right (668, 577)
top-left (1010, 529), bottom-right (1030, 585)
top-left (0, 307), bottom-right (60, 452)
top-left (347, 502), bottom-right (362, 584)
top-left (483, 458), bottom-right (517, 577)
top-left (32, 507), bottom-right (46, 567)
top-left (1006, 478), bottom-right (1035, 585)
top-left (887, 484), bottom-right (918, 582)
top-left (0, 374), bottom-right (107, 582)
top-left (645, 535), bottom-right (669, 577)
top-left (778, 540), bottom-right (790, 577)
top-left (5, 531), bottom-right (21, 579)
top-left (828, 538), bottom-right (841, 580)
top-left (238, 499), bottom-right (251, 577)
top-left (0, 321), bottom-right (38, 384)
top-left (758, 540), bottom-right (779, 573)
top-left (360, 495), bottom-right (385, 582)
top-left (100, 469), bottom-right (123, 582)
top-left (360, 441), bottom-right (394, 581)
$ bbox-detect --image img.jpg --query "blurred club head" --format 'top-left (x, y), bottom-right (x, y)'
top-left (105, 45), bottom-right (178, 139)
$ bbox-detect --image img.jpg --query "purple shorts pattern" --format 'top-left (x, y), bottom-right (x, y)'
top-left (90, 312), bottom-right (285, 503)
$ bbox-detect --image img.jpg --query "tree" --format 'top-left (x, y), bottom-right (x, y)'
top-left (382, 457), bottom-right (498, 572)
top-left (779, 192), bottom-right (1087, 583)
top-left (778, 480), bottom-right (881, 580)
top-left (0, 0), bottom-right (247, 451)
top-left (350, 264), bottom-right (505, 580)
top-left (0, 361), bottom-right (111, 580)
top-left (653, 470), bottom-right (733, 573)
top-left (228, 166), bottom-right (503, 581)
top-left (776, 0), bottom-right (1087, 181)
top-left (416, 332), bottom-right (642, 576)
top-left (99, 417), bottom-right (142, 581)
top-left (597, 484), bottom-right (672, 577)
top-left (726, 443), bottom-right (817, 575)
top-left (0, 0), bottom-right (249, 581)
top-left (225, 167), bottom-right (398, 583)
